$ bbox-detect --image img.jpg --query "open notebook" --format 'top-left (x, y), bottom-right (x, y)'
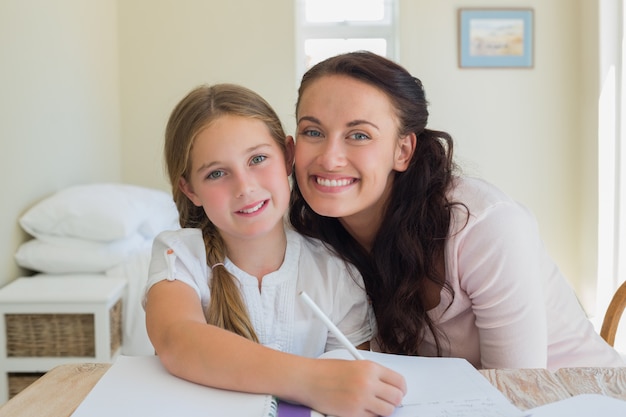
top-left (70, 350), bottom-right (525, 417)
top-left (70, 355), bottom-right (278, 417)
top-left (320, 350), bottom-right (522, 417)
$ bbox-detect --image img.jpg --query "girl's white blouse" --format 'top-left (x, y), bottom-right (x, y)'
top-left (145, 227), bottom-right (373, 358)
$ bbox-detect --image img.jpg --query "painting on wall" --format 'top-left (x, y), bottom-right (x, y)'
top-left (458, 8), bottom-right (534, 68)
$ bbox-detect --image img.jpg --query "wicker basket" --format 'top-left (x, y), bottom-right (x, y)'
top-left (7, 372), bottom-right (44, 399)
top-left (5, 299), bottom-right (123, 358)
top-left (109, 299), bottom-right (122, 355)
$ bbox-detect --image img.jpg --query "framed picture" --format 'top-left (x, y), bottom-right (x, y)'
top-left (458, 8), bottom-right (534, 68)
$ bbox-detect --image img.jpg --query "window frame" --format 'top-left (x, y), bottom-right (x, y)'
top-left (294, 0), bottom-right (399, 82)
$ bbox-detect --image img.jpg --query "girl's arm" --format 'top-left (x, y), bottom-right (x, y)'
top-left (145, 280), bottom-right (406, 417)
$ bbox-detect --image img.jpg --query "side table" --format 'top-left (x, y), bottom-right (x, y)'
top-left (0, 276), bottom-right (126, 403)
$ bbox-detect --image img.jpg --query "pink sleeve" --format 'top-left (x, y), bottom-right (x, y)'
top-left (456, 201), bottom-right (548, 369)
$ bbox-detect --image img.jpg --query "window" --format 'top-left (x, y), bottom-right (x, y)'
top-left (596, 0), bottom-right (626, 352)
top-left (295, 0), bottom-right (398, 80)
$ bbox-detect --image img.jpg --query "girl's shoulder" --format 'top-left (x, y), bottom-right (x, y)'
top-left (285, 227), bottom-right (334, 258)
top-left (155, 227), bottom-right (202, 239)
top-left (152, 227), bottom-right (206, 260)
top-left (285, 228), bottom-right (358, 274)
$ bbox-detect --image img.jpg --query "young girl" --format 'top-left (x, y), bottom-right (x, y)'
top-left (290, 51), bottom-right (625, 371)
top-left (143, 83), bottom-right (406, 417)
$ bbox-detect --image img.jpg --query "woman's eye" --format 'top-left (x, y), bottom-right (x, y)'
top-left (350, 132), bottom-right (370, 141)
top-left (302, 129), bottom-right (322, 138)
top-left (251, 155), bottom-right (267, 165)
top-left (207, 170), bottom-right (224, 180)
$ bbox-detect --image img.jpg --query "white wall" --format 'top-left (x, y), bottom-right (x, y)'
top-left (0, 0), bottom-right (602, 314)
top-left (0, 0), bottom-right (122, 287)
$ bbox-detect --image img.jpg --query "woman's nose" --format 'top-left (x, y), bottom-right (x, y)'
top-left (317, 138), bottom-right (347, 170)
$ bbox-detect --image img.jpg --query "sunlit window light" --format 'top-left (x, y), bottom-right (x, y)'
top-left (305, 0), bottom-right (385, 23)
top-left (304, 38), bottom-right (387, 69)
top-left (296, 0), bottom-right (397, 81)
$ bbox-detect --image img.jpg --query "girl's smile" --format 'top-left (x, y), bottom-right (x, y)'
top-left (236, 199), bottom-right (268, 215)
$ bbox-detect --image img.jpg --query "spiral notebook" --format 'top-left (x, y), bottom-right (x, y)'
top-left (70, 355), bottom-right (279, 417)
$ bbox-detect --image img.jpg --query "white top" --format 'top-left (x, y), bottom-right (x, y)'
top-left (416, 177), bottom-right (624, 370)
top-left (144, 227), bottom-right (373, 358)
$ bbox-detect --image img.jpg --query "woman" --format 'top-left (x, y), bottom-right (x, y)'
top-left (289, 51), bottom-right (624, 370)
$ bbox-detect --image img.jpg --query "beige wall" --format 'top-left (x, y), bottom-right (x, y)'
top-left (117, 0), bottom-right (297, 190)
top-left (0, 0), bottom-right (602, 313)
top-left (0, 0), bottom-right (121, 287)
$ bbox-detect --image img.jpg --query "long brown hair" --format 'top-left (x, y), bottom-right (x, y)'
top-left (290, 51), bottom-right (461, 355)
top-left (164, 84), bottom-right (289, 342)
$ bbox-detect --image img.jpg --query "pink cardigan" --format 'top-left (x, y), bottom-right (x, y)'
top-left (407, 177), bottom-right (623, 370)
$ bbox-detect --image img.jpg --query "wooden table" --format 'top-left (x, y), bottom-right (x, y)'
top-left (0, 363), bottom-right (625, 417)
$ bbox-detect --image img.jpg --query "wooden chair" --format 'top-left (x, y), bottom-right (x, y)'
top-left (601, 280), bottom-right (626, 346)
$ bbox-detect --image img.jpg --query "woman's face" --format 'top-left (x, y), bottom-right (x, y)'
top-left (295, 75), bottom-right (414, 234)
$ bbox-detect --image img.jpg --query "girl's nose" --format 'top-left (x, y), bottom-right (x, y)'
top-left (234, 171), bottom-right (256, 198)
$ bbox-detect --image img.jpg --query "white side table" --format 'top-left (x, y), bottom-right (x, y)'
top-left (0, 276), bottom-right (126, 403)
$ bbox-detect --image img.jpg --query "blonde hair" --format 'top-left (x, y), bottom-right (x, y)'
top-left (164, 84), bottom-right (289, 342)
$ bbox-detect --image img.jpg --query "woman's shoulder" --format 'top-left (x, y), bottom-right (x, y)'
top-left (449, 176), bottom-right (515, 208)
top-left (448, 176), bottom-right (535, 228)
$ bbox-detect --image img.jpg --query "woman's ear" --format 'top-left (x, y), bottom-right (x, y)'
top-left (285, 135), bottom-right (295, 176)
top-left (394, 132), bottom-right (416, 172)
top-left (179, 177), bottom-right (202, 207)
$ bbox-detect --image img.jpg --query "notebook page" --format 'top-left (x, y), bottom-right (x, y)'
top-left (70, 355), bottom-right (276, 417)
top-left (319, 349), bottom-right (523, 417)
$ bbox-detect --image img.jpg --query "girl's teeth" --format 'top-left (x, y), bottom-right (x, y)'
top-left (240, 201), bottom-right (265, 214)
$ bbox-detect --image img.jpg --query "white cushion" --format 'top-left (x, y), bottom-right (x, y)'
top-left (15, 233), bottom-right (149, 274)
top-left (19, 183), bottom-right (178, 242)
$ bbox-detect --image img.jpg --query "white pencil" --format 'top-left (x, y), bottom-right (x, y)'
top-left (299, 290), bottom-right (365, 360)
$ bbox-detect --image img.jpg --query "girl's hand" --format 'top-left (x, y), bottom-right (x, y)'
top-left (294, 358), bottom-right (406, 417)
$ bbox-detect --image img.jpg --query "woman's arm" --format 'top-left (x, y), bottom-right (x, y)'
top-left (457, 202), bottom-right (548, 369)
top-left (145, 280), bottom-right (406, 417)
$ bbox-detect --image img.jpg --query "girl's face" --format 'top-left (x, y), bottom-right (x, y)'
top-left (181, 114), bottom-right (293, 245)
top-left (295, 75), bottom-right (414, 233)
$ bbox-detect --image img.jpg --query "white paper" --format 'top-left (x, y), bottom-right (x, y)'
top-left (524, 394), bottom-right (626, 416)
top-left (320, 350), bottom-right (524, 417)
top-left (70, 355), bottom-right (276, 417)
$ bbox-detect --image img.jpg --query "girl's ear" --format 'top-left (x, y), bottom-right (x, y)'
top-left (394, 132), bottom-right (416, 172)
top-left (285, 135), bottom-right (295, 176)
top-left (179, 177), bottom-right (202, 207)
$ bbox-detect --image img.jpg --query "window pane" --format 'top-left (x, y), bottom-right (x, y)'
top-left (305, 0), bottom-right (385, 23)
top-left (304, 38), bottom-right (387, 69)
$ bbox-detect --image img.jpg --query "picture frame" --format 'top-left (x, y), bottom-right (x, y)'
top-left (458, 8), bottom-right (534, 68)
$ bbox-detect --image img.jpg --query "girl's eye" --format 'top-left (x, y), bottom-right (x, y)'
top-left (251, 155), bottom-right (267, 165)
top-left (207, 170), bottom-right (224, 180)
